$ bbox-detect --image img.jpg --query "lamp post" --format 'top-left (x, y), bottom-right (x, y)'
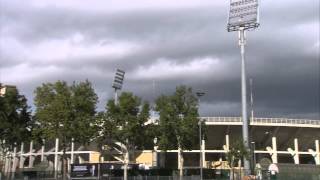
top-left (227, 0), bottom-right (260, 175)
top-left (196, 92), bottom-right (205, 180)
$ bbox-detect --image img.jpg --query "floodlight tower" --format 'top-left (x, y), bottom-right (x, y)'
top-left (112, 69), bottom-right (125, 105)
top-left (196, 91), bottom-right (205, 180)
top-left (227, 0), bottom-right (260, 175)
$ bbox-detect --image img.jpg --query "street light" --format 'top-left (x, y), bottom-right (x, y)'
top-left (196, 91), bottom-right (205, 180)
top-left (227, 0), bottom-right (260, 175)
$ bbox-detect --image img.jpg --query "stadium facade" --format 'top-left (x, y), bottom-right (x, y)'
top-left (1, 117), bottom-right (320, 173)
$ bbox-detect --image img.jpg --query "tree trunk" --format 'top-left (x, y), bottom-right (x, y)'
top-left (230, 168), bottom-right (234, 180)
top-left (230, 158), bottom-right (234, 180)
top-left (238, 159), bottom-right (241, 180)
top-left (124, 150), bottom-right (129, 180)
top-left (62, 147), bottom-right (68, 180)
top-left (178, 147), bottom-right (184, 180)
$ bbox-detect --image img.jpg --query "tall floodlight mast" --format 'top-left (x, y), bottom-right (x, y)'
top-left (112, 68), bottom-right (128, 180)
top-left (112, 69), bottom-right (125, 105)
top-left (196, 92), bottom-right (205, 180)
top-left (227, 0), bottom-right (259, 175)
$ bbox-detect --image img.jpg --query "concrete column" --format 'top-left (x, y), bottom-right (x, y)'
top-left (41, 139), bottom-right (45, 161)
top-left (226, 135), bottom-right (230, 151)
top-left (54, 138), bottom-right (59, 172)
top-left (271, 137), bottom-right (278, 163)
top-left (28, 141), bottom-right (33, 168)
top-left (71, 138), bottom-right (74, 164)
top-left (307, 140), bottom-right (320, 165)
top-left (153, 146), bottom-right (158, 167)
top-left (315, 140), bottom-right (320, 165)
top-left (202, 139), bottom-right (206, 167)
top-left (294, 138), bottom-right (299, 164)
top-left (19, 143), bottom-right (24, 168)
top-left (288, 138), bottom-right (299, 164)
top-left (78, 156), bottom-right (83, 164)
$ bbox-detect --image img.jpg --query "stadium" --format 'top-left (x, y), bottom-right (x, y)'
top-left (1, 117), bottom-right (319, 175)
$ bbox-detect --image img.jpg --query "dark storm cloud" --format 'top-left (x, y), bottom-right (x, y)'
top-left (0, 0), bottom-right (319, 119)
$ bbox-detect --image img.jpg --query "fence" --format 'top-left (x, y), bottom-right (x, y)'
top-left (0, 174), bottom-right (220, 180)
top-left (1, 165), bottom-right (320, 180)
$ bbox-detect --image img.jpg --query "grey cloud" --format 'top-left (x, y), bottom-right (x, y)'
top-left (0, 0), bottom-right (319, 119)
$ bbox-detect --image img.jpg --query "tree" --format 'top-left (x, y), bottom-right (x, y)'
top-left (34, 80), bottom-right (98, 179)
top-left (155, 85), bottom-right (199, 179)
top-left (0, 87), bottom-right (33, 153)
top-left (226, 140), bottom-right (249, 180)
top-left (99, 92), bottom-right (153, 180)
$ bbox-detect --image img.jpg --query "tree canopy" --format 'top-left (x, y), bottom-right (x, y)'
top-left (226, 139), bottom-right (250, 168)
top-left (99, 92), bottom-right (155, 151)
top-left (0, 87), bottom-right (33, 151)
top-left (155, 85), bottom-right (199, 151)
top-left (34, 80), bottom-right (98, 145)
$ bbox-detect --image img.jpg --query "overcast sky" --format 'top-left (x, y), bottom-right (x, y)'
top-left (0, 0), bottom-right (319, 119)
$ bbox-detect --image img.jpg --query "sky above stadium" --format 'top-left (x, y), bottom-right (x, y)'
top-left (0, 0), bottom-right (319, 119)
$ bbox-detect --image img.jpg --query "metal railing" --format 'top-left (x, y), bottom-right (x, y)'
top-left (201, 117), bottom-right (320, 127)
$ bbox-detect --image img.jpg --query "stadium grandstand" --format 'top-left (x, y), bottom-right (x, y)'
top-left (1, 116), bottom-right (319, 175)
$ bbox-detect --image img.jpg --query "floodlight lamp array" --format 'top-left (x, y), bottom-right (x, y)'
top-left (112, 69), bottom-right (125, 90)
top-left (196, 92), bottom-right (205, 97)
top-left (227, 0), bottom-right (259, 32)
top-left (227, 22), bottom-right (259, 32)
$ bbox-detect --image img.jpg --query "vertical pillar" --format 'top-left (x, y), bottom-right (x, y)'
top-left (28, 141), bottom-right (33, 168)
top-left (202, 139), bottom-right (206, 167)
top-left (239, 27), bottom-right (250, 174)
top-left (226, 135), bottom-right (230, 151)
top-left (54, 138), bottom-right (59, 172)
top-left (271, 137), bottom-right (278, 163)
top-left (294, 138), bottom-right (299, 164)
top-left (19, 143), bottom-right (24, 168)
top-left (153, 146), bottom-right (158, 167)
top-left (71, 138), bottom-right (74, 164)
top-left (41, 139), bottom-right (45, 161)
top-left (316, 140), bottom-right (320, 165)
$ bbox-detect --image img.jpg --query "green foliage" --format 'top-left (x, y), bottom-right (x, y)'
top-left (0, 87), bottom-right (32, 151)
top-left (155, 85), bottom-right (199, 151)
top-left (226, 140), bottom-right (249, 168)
top-left (34, 80), bottom-right (98, 147)
top-left (99, 92), bottom-right (153, 150)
